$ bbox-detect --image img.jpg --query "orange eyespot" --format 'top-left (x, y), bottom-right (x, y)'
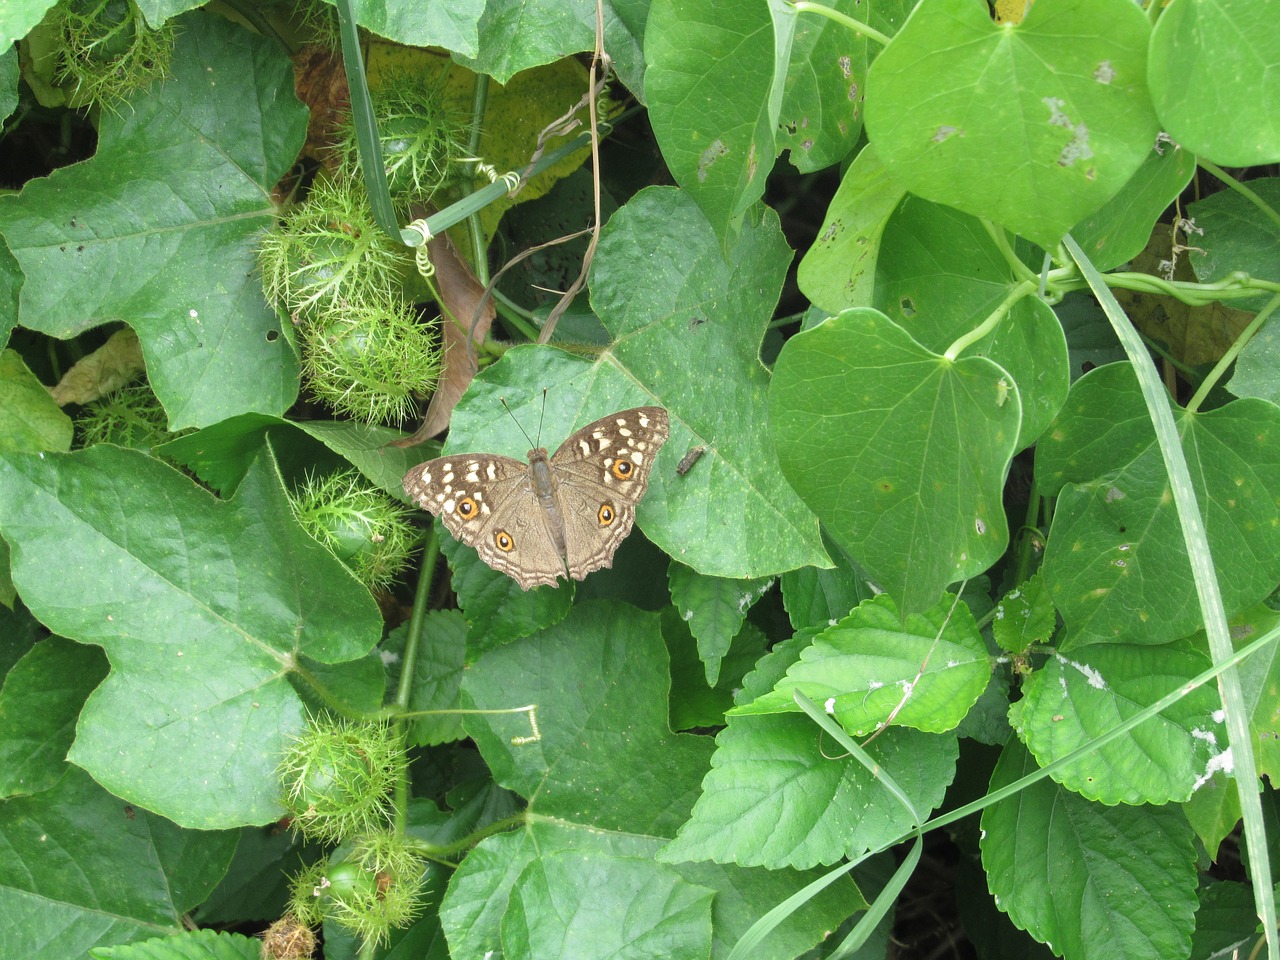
top-left (457, 496), bottom-right (478, 519)
top-left (495, 531), bottom-right (514, 552)
top-left (611, 460), bottom-right (634, 479)
top-left (598, 503), bottom-right (615, 526)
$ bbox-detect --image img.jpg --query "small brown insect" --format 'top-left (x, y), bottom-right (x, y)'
top-left (676, 445), bottom-right (706, 476)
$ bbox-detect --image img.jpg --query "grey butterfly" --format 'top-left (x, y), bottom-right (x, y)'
top-left (403, 406), bottom-right (670, 590)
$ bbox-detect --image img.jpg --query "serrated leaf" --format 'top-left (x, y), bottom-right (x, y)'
top-left (0, 446), bottom-right (381, 827)
top-left (666, 609), bottom-right (769, 731)
top-left (440, 821), bottom-right (860, 960)
top-left (1149, 0), bottom-right (1280, 166)
top-left (992, 573), bottom-right (1055, 653)
top-left (90, 929), bottom-right (259, 960)
top-left (660, 714), bottom-right (957, 869)
top-left (981, 738), bottom-right (1198, 960)
top-left (0, 636), bottom-right (108, 796)
top-left (1038, 362), bottom-right (1280, 646)
top-left (668, 562), bottom-right (773, 686)
top-left (780, 532), bottom-right (876, 631)
top-left (865, 0), bottom-right (1158, 248)
top-left (0, 13), bottom-right (304, 429)
top-left (1011, 643), bottom-right (1223, 804)
top-left (502, 852), bottom-right (715, 960)
top-left (733, 593), bottom-right (988, 736)
top-left (0, 768), bottom-right (237, 960)
top-left (770, 307), bottom-right (1021, 613)
top-left (0, 349), bottom-right (72, 453)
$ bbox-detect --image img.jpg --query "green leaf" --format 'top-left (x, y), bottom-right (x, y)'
top-left (770, 307), bottom-right (1021, 613)
top-left (0, 767), bottom-right (238, 959)
top-left (779, 531), bottom-right (876, 631)
top-left (90, 929), bottom-right (260, 959)
top-left (991, 572), bottom-right (1055, 654)
top-left (659, 714), bottom-right (956, 868)
top-left (734, 593), bottom-right (989, 736)
top-left (645, 0), bottom-right (791, 234)
top-left (797, 144), bottom-right (907, 313)
top-left (0, 13), bottom-right (305, 429)
top-left (668, 562), bottom-right (774, 685)
top-left (0, 349), bottom-right (73, 453)
top-left (159, 415), bottom-right (421, 498)
top-left (871, 196), bottom-right (1070, 448)
top-left (1148, 0), bottom-right (1280, 166)
top-left (1069, 140), bottom-right (1196, 272)
top-left (1188, 176), bottom-right (1280, 313)
top-left (1189, 881), bottom-right (1259, 960)
top-left (0, 636), bottom-right (108, 796)
top-left (0, 0), bottom-right (52, 46)
top-left (0, 446), bottom-right (381, 827)
top-left (1038, 362), bottom-right (1280, 646)
top-left (440, 822), bottom-right (859, 960)
top-left (392, 609), bottom-right (468, 746)
top-left (777, 0), bottom-right (873, 172)
top-left (502, 852), bottom-right (715, 960)
top-left (865, 0), bottom-right (1158, 248)
top-left (666, 611), bottom-right (769, 731)
top-left (1010, 642), bottom-right (1224, 804)
top-left (462, 601), bottom-right (713, 834)
top-left (348, 0), bottom-right (482, 58)
top-left (981, 738), bottom-right (1198, 960)
top-left (461, 0), bottom-right (645, 96)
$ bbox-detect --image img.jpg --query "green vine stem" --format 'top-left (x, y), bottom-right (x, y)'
top-left (1199, 159), bottom-right (1280, 233)
top-left (790, 1), bottom-right (893, 47)
top-left (1186, 292), bottom-right (1280, 413)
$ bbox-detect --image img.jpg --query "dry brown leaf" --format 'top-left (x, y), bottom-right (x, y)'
top-left (293, 44), bottom-right (349, 170)
top-left (1115, 229), bottom-right (1254, 368)
top-left (392, 232), bottom-right (495, 446)
top-left (49, 327), bottom-right (145, 406)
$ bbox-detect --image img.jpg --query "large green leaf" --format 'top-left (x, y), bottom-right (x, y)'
top-left (0, 768), bottom-right (238, 959)
top-left (459, 0), bottom-right (645, 96)
top-left (1038, 362), bottom-right (1280, 647)
top-left (645, 0), bottom-right (783, 232)
top-left (981, 738), bottom-right (1198, 960)
top-left (0, 446), bottom-right (381, 827)
top-left (770, 307), bottom-right (1021, 613)
top-left (0, 13), bottom-right (304, 429)
top-left (90, 929), bottom-right (260, 960)
top-left (865, 0), bottom-right (1158, 248)
top-left (872, 196), bottom-right (1070, 449)
top-left (1148, 0), bottom-right (1280, 166)
top-left (347, 0), bottom-right (483, 58)
top-left (446, 601), bottom-right (857, 959)
top-left (734, 593), bottom-right (989, 737)
top-left (1011, 642), bottom-right (1224, 804)
top-left (0, 349), bottom-right (73, 454)
top-left (659, 714), bottom-right (956, 868)
top-left (441, 822), bottom-right (857, 960)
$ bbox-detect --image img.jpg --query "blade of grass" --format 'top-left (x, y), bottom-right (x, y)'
top-left (1064, 233), bottom-right (1276, 960)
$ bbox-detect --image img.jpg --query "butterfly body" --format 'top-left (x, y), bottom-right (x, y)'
top-left (403, 407), bottom-right (669, 590)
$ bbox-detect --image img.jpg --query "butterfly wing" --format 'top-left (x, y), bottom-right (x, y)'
top-left (402, 453), bottom-right (566, 589)
top-left (548, 406), bottom-right (670, 580)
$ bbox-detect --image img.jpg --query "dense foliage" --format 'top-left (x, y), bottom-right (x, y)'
top-left (0, 0), bottom-right (1278, 958)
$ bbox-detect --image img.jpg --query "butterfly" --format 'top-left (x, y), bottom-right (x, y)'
top-left (403, 407), bottom-right (669, 589)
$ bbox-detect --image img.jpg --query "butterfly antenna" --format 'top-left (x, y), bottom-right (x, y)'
top-left (500, 397), bottom-right (537, 449)
top-left (536, 388), bottom-right (548, 446)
